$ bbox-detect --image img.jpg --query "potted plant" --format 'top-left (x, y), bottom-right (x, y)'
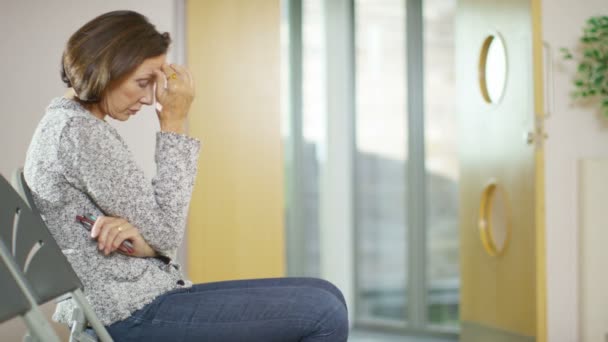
top-left (560, 16), bottom-right (608, 116)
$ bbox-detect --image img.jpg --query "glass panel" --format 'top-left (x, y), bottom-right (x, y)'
top-left (479, 34), bottom-right (508, 104)
top-left (423, 0), bottom-right (459, 328)
top-left (300, 0), bottom-right (325, 277)
top-left (479, 182), bottom-right (511, 256)
top-left (354, 0), bottom-right (408, 322)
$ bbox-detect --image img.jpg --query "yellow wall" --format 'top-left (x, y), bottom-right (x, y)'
top-left (185, 0), bottom-right (285, 282)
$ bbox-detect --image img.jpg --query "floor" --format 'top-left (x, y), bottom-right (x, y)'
top-left (349, 329), bottom-right (457, 342)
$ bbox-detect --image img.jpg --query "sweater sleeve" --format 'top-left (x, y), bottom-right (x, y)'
top-left (58, 116), bottom-right (200, 255)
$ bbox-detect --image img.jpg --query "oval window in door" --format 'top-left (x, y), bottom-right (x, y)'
top-left (479, 33), bottom-right (508, 104)
top-left (478, 181), bottom-right (511, 256)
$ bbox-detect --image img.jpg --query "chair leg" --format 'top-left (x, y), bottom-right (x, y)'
top-left (69, 306), bottom-right (97, 342)
top-left (71, 289), bottom-right (113, 342)
top-left (69, 305), bottom-right (85, 342)
top-left (22, 307), bottom-right (61, 342)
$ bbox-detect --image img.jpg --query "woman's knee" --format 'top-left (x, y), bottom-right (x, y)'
top-left (309, 289), bottom-right (349, 341)
top-left (298, 277), bottom-right (347, 308)
top-left (327, 299), bottom-right (349, 336)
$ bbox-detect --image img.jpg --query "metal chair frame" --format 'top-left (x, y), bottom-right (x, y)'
top-left (0, 170), bottom-right (113, 342)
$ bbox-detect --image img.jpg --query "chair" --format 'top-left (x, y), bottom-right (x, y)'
top-left (0, 237), bottom-right (61, 342)
top-left (0, 254), bottom-right (31, 323)
top-left (1, 171), bottom-right (113, 342)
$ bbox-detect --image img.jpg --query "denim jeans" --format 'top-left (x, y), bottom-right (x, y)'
top-left (104, 277), bottom-right (349, 342)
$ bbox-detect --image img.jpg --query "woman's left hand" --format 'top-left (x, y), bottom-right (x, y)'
top-left (90, 216), bottom-right (156, 257)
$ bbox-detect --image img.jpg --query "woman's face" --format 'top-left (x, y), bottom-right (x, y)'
top-left (95, 54), bottom-right (167, 121)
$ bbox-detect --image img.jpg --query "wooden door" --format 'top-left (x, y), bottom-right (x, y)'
top-left (456, 0), bottom-right (545, 341)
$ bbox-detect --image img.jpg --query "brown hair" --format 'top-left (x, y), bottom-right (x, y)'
top-left (61, 10), bottom-right (171, 103)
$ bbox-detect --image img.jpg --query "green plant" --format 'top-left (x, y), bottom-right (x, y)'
top-left (560, 16), bottom-right (608, 116)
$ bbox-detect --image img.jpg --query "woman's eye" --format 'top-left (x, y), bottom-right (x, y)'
top-left (138, 81), bottom-right (149, 88)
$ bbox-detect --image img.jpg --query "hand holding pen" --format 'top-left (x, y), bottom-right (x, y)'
top-left (76, 214), bottom-right (156, 257)
top-left (76, 214), bottom-right (133, 254)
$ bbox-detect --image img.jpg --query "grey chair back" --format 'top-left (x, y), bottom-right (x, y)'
top-left (0, 174), bottom-right (63, 341)
top-left (0, 173), bottom-right (82, 303)
top-left (10, 169), bottom-right (114, 342)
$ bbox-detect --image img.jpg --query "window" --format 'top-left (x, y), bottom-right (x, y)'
top-left (424, 0), bottom-right (459, 328)
top-left (284, 0), bottom-right (458, 337)
top-left (283, 0), bottom-right (325, 277)
top-left (354, 0), bottom-right (408, 323)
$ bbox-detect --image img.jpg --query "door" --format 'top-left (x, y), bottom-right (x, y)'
top-left (456, 0), bottom-right (545, 341)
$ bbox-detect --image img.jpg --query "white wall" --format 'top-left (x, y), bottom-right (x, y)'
top-left (0, 0), bottom-right (183, 179)
top-left (542, 0), bottom-right (608, 341)
top-left (0, 0), bottom-right (182, 340)
top-left (579, 160), bottom-right (608, 342)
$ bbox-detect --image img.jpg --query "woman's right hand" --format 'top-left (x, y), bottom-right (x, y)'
top-left (91, 216), bottom-right (157, 258)
top-left (154, 63), bottom-right (195, 134)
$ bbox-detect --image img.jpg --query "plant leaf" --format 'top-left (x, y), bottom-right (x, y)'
top-left (594, 75), bottom-right (605, 87)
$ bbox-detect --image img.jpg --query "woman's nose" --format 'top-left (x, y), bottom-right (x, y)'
top-left (140, 86), bottom-right (154, 105)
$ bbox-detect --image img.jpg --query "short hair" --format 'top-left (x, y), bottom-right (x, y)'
top-left (61, 10), bottom-right (171, 103)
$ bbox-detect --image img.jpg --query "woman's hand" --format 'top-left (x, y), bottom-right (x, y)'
top-left (90, 216), bottom-right (156, 258)
top-left (154, 63), bottom-right (195, 134)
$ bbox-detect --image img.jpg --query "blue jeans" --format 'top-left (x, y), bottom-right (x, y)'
top-left (105, 277), bottom-right (349, 341)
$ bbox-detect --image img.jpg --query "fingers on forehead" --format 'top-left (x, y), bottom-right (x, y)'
top-left (161, 63), bottom-right (173, 74)
top-left (170, 63), bottom-right (189, 75)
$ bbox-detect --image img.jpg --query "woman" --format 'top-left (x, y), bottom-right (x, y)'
top-left (24, 10), bottom-right (348, 342)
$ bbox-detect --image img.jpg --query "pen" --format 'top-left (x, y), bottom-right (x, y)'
top-left (76, 214), bottom-right (134, 254)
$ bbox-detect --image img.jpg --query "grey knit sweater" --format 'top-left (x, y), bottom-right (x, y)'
top-left (24, 97), bottom-right (200, 326)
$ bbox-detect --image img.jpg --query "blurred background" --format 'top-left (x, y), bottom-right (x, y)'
top-left (1, 1), bottom-right (608, 341)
